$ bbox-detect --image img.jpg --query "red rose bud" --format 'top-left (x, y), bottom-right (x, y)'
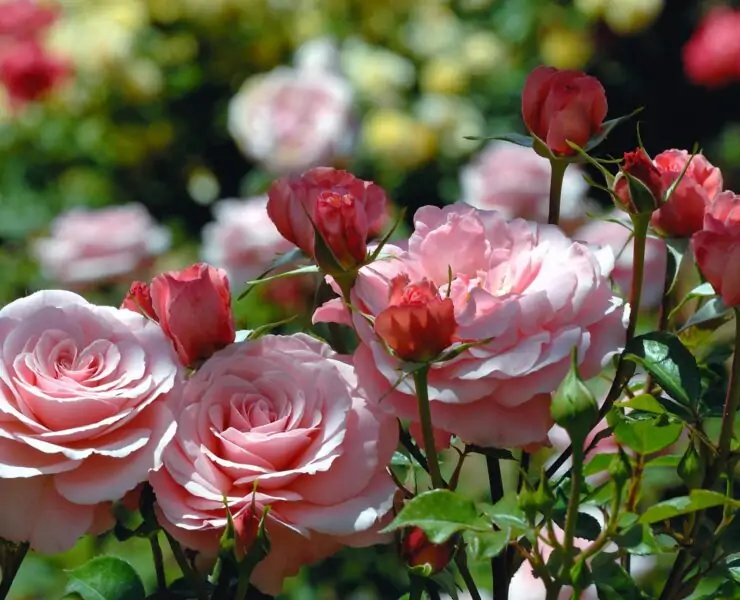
top-left (0, 39), bottom-right (69, 107)
top-left (402, 527), bottom-right (455, 573)
top-left (683, 7), bottom-right (740, 89)
top-left (522, 65), bottom-right (608, 155)
top-left (374, 275), bottom-right (456, 362)
top-left (613, 148), bottom-right (666, 214)
top-left (121, 281), bottom-right (158, 321)
top-left (313, 189), bottom-right (368, 269)
top-left (149, 263), bottom-right (236, 366)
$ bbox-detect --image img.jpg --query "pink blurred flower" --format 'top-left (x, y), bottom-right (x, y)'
top-left (0, 0), bottom-right (59, 40)
top-left (0, 38), bottom-right (69, 106)
top-left (314, 204), bottom-right (628, 449)
top-left (150, 333), bottom-right (398, 595)
top-left (574, 213), bottom-right (667, 310)
top-left (0, 290), bottom-right (180, 553)
top-left (227, 64), bottom-right (354, 175)
top-left (33, 204), bottom-right (171, 286)
top-left (683, 7), bottom-right (740, 88)
top-left (460, 142), bottom-right (591, 233)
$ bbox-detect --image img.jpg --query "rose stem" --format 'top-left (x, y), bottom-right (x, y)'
top-left (149, 533), bottom-right (167, 592)
top-left (547, 159), bottom-right (568, 226)
top-left (0, 542), bottom-right (28, 600)
top-left (486, 454), bottom-right (509, 599)
top-left (412, 367), bottom-right (444, 489)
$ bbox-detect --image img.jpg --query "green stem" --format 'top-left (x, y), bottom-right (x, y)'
top-left (547, 160), bottom-right (569, 226)
top-left (455, 553), bottom-right (483, 600)
top-left (413, 367), bottom-right (444, 489)
top-left (0, 541), bottom-right (28, 600)
top-left (486, 455), bottom-right (509, 599)
top-left (626, 214), bottom-right (649, 343)
top-left (409, 574), bottom-right (425, 600)
top-left (149, 533), bottom-right (167, 592)
top-left (562, 446), bottom-right (585, 572)
top-left (717, 308), bottom-right (740, 469)
top-left (164, 531), bottom-right (207, 600)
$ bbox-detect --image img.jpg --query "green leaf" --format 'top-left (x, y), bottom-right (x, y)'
top-left (591, 553), bottom-right (648, 599)
top-left (613, 522), bottom-right (661, 555)
top-left (480, 494), bottom-right (530, 532)
top-left (382, 489), bottom-right (490, 543)
top-left (236, 248), bottom-right (312, 300)
top-left (639, 490), bottom-right (739, 524)
top-left (463, 132), bottom-right (534, 147)
top-left (614, 393), bottom-right (666, 414)
top-left (663, 237), bottom-right (687, 296)
top-left (611, 413), bottom-right (682, 455)
top-left (246, 314), bottom-right (298, 340)
top-left (668, 281), bottom-right (715, 321)
top-left (64, 557), bottom-right (146, 600)
top-left (680, 297), bottom-right (731, 332)
top-left (552, 509), bottom-right (602, 542)
top-left (584, 453), bottom-right (616, 477)
top-left (238, 264), bottom-right (320, 300)
top-left (585, 107), bottom-right (644, 151)
top-left (623, 332), bottom-right (701, 407)
top-left (367, 207), bottom-right (407, 263)
top-left (464, 528), bottom-right (510, 560)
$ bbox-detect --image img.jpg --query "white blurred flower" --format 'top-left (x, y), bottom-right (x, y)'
top-left (459, 142), bottom-right (591, 232)
top-left (403, 5), bottom-right (463, 58)
top-left (294, 36), bottom-right (341, 75)
top-left (414, 94), bottom-right (485, 157)
top-left (33, 203), bottom-right (170, 286)
top-left (200, 196), bottom-right (295, 289)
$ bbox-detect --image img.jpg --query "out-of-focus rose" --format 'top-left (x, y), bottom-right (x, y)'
top-left (574, 213), bottom-right (667, 309)
top-left (227, 65), bottom-right (354, 175)
top-left (150, 333), bottom-right (398, 595)
top-left (201, 196), bottom-right (295, 289)
top-left (361, 108), bottom-right (438, 169)
top-left (123, 263), bottom-right (235, 367)
top-left (267, 167), bottom-right (388, 271)
top-left (614, 148), bottom-right (666, 214)
top-left (459, 141), bottom-right (590, 233)
top-left (314, 204), bottom-right (628, 449)
top-left (650, 149), bottom-right (723, 238)
top-left (401, 527), bottom-right (455, 573)
top-left (0, 290), bottom-right (180, 553)
top-left (0, 0), bottom-right (59, 40)
top-left (522, 65), bottom-right (607, 155)
top-left (692, 191), bottom-right (740, 307)
top-left (33, 203), bottom-right (171, 286)
top-left (0, 38), bottom-right (69, 105)
top-left (374, 275), bottom-right (457, 362)
top-left (683, 7), bottom-right (740, 88)
top-left (603, 0), bottom-right (664, 36)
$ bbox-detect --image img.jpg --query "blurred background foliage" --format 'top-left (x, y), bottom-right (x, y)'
top-left (3, 0), bottom-right (740, 597)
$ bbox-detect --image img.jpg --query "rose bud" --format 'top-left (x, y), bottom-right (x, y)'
top-left (266, 167), bottom-right (388, 273)
top-left (121, 281), bottom-right (158, 321)
top-left (521, 65), bottom-right (608, 155)
top-left (0, 39), bottom-right (69, 107)
top-left (401, 527), bottom-right (456, 573)
top-left (149, 263), bottom-right (236, 366)
top-left (374, 275), bottom-right (456, 362)
top-left (613, 148), bottom-right (666, 214)
top-left (683, 7), bottom-right (740, 89)
top-left (691, 191), bottom-right (740, 307)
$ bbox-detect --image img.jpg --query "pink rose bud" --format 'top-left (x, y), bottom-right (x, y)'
top-left (613, 148), bottom-right (667, 214)
top-left (121, 281), bottom-right (158, 321)
top-left (0, 39), bottom-right (69, 106)
top-left (401, 527), bottom-right (456, 573)
top-left (150, 263), bottom-right (236, 366)
top-left (521, 65), bottom-right (608, 155)
top-left (650, 149), bottom-right (724, 238)
top-left (266, 167), bottom-right (388, 271)
top-left (683, 7), bottom-right (740, 89)
top-left (692, 191), bottom-right (740, 307)
top-left (374, 274), bottom-right (456, 362)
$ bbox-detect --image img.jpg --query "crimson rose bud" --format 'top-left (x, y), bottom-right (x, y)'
top-left (691, 191), bottom-right (740, 307)
top-left (613, 148), bottom-right (666, 214)
top-left (149, 263), bottom-right (236, 366)
top-left (0, 39), bottom-right (69, 106)
top-left (522, 65), bottom-right (608, 155)
top-left (121, 281), bottom-right (158, 321)
top-left (402, 527), bottom-right (455, 573)
top-left (313, 189), bottom-right (368, 269)
top-left (374, 275), bottom-right (456, 362)
top-left (683, 7), bottom-right (740, 89)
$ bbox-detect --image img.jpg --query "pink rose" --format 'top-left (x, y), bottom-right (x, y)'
top-left (33, 204), bottom-right (171, 286)
top-left (0, 38), bottom-right (69, 106)
top-left (314, 204), bottom-right (628, 449)
top-left (201, 196), bottom-right (295, 289)
top-left (574, 213), bottom-right (668, 310)
top-left (692, 191), bottom-right (740, 307)
top-left (123, 263), bottom-right (236, 367)
top-left (267, 167), bottom-right (388, 270)
top-left (227, 65), bottom-right (354, 175)
top-left (651, 149), bottom-right (723, 238)
top-left (0, 0), bottom-right (59, 41)
top-left (150, 333), bottom-right (398, 595)
top-left (683, 7), bottom-right (740, 88)
top-left (460, 142), bottom-right (591, 233)
top-left (0, 290), bottom-right (180, 553)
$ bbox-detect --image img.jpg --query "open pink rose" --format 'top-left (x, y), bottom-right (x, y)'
top-left (314, 204), bottom-right (628, 449)
top-left (0, 290), bottom-right (180, 553)
top-left (683, 7), bottom-right (740, 88)
top-left (33, 204), bottom-right (171, 286)
top-left (150, 333), bottom-right (398, 595)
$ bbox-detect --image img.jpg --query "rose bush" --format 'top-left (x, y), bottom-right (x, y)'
top-left (314, 203), bottom-right (628, 448)
top-left (150, 333), bottom-right (398, 595)
top-left (0, 290), bottom-right (180, 553)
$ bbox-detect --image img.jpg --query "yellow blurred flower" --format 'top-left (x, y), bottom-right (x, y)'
top-left (362, 109), bottom-right (437, 170)
top-left (574, 0), bottom-right (607, 20)
top-left (414, 94), bottom-right (485, 158)
top-left (461, 31), bottom-right (510, 75)
top-left (604, 0), bottom-right (664, 35)
top-left (420, 56), bottom-right (470, 96)
top-left (403, 5), bottom-right (462, 58)
top-left (121, 59), bottom-right (164, 102)
top-left (539, 27), bottom-right (594, 70)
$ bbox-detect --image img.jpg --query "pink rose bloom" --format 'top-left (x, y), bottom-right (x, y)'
top-left (150, 333), bottom-right (398, 595)
top-left (33, 204), bottom-right (171, 286)
top-left (0, 38), bottom-right (69, 107)
top-left (574, 213), bottom-right (668, 309)
top-left (227, 64), bottom-right (354, 175)
top-left (314, 204), bottom-right (628, 449)
top-left (0, 0), bottom-right (59, 41)
top-left (460, 142), bottom-right (591, 233)
top-left (201, 196), bottom-right (295, 289)
top-left (0, 290), bottom-right (180, 553)
top-left (692, 190), bottom-right (740, 306)
top-left (683, 7), bottom-right (740, 88)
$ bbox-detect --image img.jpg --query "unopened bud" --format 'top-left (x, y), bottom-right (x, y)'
top-left (401, 527), bottom-right (456, 574)
top-left (678, 442), bottom-right (705, 490)
top-left (518, 479), bottom-right (540, 524)
top-left (551, 349), bottom-right (599, 448)
top-left (608, 447), bottom-right (633, 490)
